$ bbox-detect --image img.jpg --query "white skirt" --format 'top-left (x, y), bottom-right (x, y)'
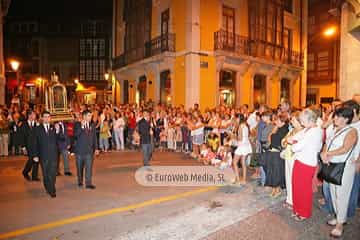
top-left (234, 142), bottom-right (252, 156)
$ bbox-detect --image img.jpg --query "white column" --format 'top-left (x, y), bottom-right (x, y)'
top-left (154, 68), bottom-right (160, 104)
top-left (0, 8), bottom-right (5, 105)
top-left (266, 76), bottom-right (272, 107)
top-left (339, 2), bottom-right (360, 100)
top-left (235, 72), bottom-right (243, 107)
top-left (185, 0), bottom-right (200, 109)
top-left (300, 0), bottom-right (308, 107)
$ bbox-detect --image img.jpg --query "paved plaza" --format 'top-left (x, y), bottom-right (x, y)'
top-left (0, 151), bottom-right (359, 240)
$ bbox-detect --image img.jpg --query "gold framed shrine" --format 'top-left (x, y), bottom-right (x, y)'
top-left (45, 74), bottom-right (73, 122)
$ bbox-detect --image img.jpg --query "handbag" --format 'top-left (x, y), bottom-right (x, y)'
top-left (318, 127), bottom-right (355, 185)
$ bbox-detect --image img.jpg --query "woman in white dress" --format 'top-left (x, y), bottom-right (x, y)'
top-left (232, 114), bottom-right (252, 184)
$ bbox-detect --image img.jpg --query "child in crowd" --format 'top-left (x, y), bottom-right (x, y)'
top-left (207, 131), bottom-right (220, 153)
top-left (181, 123), bottom-right (191, 153)
top-left (211, 142), bottom-right (233, 169)
top-left (132, 129), bottom-right (140, 150)
top-left (99, 120), bottom-right (111, 152)
top-left (159, 127), bottom-right (167, 152)
top-left (167, 124), bottom-right (176, 151)
top-left (175, 125), bottom-right (183, 152)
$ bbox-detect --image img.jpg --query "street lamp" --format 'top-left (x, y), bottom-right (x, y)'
top-left (74, 78), bottom-right (79, 85)
top-left (9, 59), bottom-right (21, 97)
top-left (323, 26), bottom-right (337, 37)
top-left (10, 60), bottom-right (20, 71)
top-left (104, 73), bottom-right (109, 81)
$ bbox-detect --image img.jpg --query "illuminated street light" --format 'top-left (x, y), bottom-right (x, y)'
top-left (36, 77), bottom-right (42, 85)
top-left (74, 78), bottom-right (79, 84)
top-left (323, 26), bottom-right (337, 37)
top-left (104, 73), bottom-right (110, 81)
top-left (10, 60), bottom-right (20, 71)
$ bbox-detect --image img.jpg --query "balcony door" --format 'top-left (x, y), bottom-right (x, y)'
top-left (253, 74), bottom-right (267, 105)
top-left (222, 6), bottom-right (235, 50)
top-left (161, 9), bottom-right (169, 51)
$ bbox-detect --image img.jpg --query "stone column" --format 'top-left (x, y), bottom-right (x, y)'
top-left (0, 5), bottom-right (6, 105)
top-left (235, 72), bottom-right (243, 107)
top-left (185, 0), bottom-right (200, 109)
top-left (339, 2), bottom-right (360, 100)
top-left (300, 0), bottom-right (308, 107)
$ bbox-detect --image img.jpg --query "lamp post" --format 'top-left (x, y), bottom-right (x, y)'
top-left (104, 71), bottom-right (112, 104)
top-left (9, 60), bottom-right (20, 95)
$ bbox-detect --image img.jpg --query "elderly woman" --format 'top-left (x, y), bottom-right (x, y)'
top-left (291, 109), bottom-right (323, 221)
top-left (320, 107), bottom-right (358, 238)
top-left (281, 111), bottom-right (303, 210)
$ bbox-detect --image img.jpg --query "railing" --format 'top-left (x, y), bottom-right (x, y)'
top-left (214, 29), bottom-right (303, 67)
top-left (145, 33), bottom-right (176, 58)
top-left (112, 54), bottom-right (125, 69)
top-left (113, 33), bottom-right (176, 69)
top-left (214, 30), bottom-right (249, 56)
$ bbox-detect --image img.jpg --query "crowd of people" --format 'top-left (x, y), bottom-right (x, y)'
top-left (0, 93), bottom-right (360, 238)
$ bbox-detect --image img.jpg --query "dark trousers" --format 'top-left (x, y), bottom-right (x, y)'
top-left (141, 144), bottom-right (152, 166)
top-left (75, 154), bottom-right (94, 186)
top-left (22, 156), bottom-right (39, 179)
top-left (40, 158), bottom-right (57, 195)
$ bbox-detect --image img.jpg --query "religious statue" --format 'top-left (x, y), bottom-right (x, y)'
top-left (45, 73), bottom-right (73, 122)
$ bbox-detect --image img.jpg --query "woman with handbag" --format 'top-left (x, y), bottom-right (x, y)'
top-left (281, 111), bottom-right (303, 210)
top-left (320, 107), bottom-right (358, 238)
top-left (291, 109), bottom-right (323, 221)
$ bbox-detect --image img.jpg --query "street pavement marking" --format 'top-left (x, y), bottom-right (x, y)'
top-left (0, 186), bottom-right (218, 239)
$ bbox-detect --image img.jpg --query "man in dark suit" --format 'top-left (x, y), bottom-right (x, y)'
top-left (22, 110), bottom-right (39, 181)
top-left (33, 111), bottom-right (59, 198)
top-left (74, 110), bottom-right (98, 189)
top-left (138, 110), bottom-right (153, 166)
top-left (56, 120), bottom-right (72, 176)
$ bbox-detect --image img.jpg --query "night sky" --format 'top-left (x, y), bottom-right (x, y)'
top-left (7, 0), bottom-right (112, 18)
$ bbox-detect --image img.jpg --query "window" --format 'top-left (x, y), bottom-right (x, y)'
top-left (222, 6), bottom-right (235, 49)
top-left (284, 0), bottom-right (293, 13)
top-left (283, 28), bottom-right (292, 50)
top-left (161, 9), bottom-right (170, 51)
top-left (80, 39), bottom-right (86, 57)
top-left (253, 74), bottom-right (267, 105)
top-left (160, 70), bottom-right (171, 104)
top-left (32, 59), bottom-right (39, 74)
top-left (32, 40), bottom-right (39, 57)
top-left (280, 78), bottom-right (290, 102)
top-left (123, 80), bottom-right (129, 104)
top-left (249, 0), bottom-right (284, 58)
top-left (80, 60), bottom-right (86, 81)
top-left (99, 39), bottom-right (105, 57)
top-left (124, 0), bottom-right (152, 59)
top-left (80, 38), bottom-right (107, 81)
top-left (306, 93), bottom-right (317, 105)
top-left (21, 23), bottom-right (27, 32)
top-left (307, 53), bottom-right (315, 71)
top-left (138, 75), bottom-right (147, 102)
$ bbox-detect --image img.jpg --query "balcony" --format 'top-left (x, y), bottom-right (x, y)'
top-left (214, 29), bottom-right (303, 67)
top-left (145, 33), bottom-right (175, 58)
top-left (113, 33), bottom-right (175, 69)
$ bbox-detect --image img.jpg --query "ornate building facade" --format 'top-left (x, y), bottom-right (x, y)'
top-left (112, 0), bottom-right (308, 110)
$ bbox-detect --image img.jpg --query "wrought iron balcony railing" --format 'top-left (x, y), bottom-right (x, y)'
top-left (113, 33), bottom-right (175, 69)
top-left (214, 29), bottom-right (303, 67)
top-left (145, 33), bottom-right (176, 58)
top-left (214, 30), bottom-right (250, 55)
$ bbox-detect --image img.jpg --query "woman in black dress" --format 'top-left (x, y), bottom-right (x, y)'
top-left (265, 113), bottom-right (289, 197)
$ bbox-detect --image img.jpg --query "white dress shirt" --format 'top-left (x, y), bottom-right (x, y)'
top-left (291, 127), bottom-right (323, 167)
